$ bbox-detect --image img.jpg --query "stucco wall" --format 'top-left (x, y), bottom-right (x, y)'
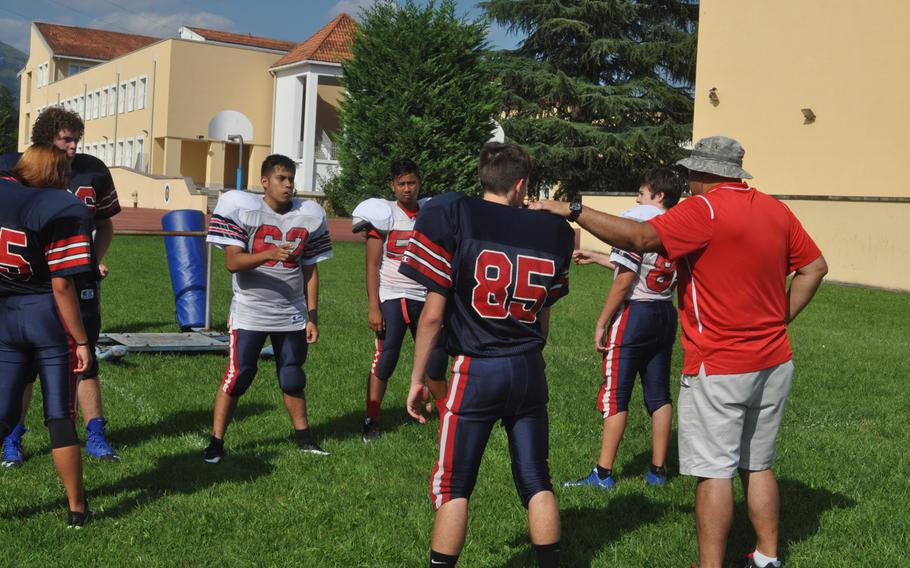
top-left (111, 167), bottom-right (207, 212)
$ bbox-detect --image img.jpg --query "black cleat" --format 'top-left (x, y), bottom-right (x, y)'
top-left (202, 436), bottom-right (225, 464)
top-left (67, 501), bottom-right (91, 529)
top-left (361, 417), bottom-right (381, 442)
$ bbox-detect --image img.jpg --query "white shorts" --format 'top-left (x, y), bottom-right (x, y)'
top-left (677, 360), bottom-right (794, 479)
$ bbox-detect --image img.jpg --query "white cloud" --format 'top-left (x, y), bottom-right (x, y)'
top-left (0, 18), bottom-right (31, 54)
top-left (329, 0), bottom-right (379, 20)
top-left (89, 11), bottom-right (234, 38)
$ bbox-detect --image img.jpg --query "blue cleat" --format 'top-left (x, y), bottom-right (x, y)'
top-left (1, 424), bottom-right (27, 468)
top-left (563, 467), bottom-right (615, 491)
top-left (85, 418), bottom-right (119, 461)
top-left (645, 467), bottom-right (668, 486)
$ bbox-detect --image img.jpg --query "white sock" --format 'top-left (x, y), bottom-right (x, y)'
top-left (752, 549), bottom-right (780, 567)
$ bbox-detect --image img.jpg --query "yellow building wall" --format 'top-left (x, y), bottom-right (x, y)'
top-left (111, 168), bottom-right (207, 212)
top-left (689, 0), bottom-right (910, 291)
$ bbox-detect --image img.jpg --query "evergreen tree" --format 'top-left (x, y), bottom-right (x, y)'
top-left (0, 85), bottom-right (18, 153)
top-left (328, 0), bottom-right (500, 214)
top-left (482, 0), bottom-right (698, 198)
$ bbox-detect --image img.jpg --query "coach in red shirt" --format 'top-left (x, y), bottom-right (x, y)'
top-left (533, 136), bottom-right (827, 568)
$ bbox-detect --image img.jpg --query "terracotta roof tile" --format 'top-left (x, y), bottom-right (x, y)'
top-left (184, 27), bottom-right (297, 52)
top-left (35, 22), bottom-right (159, 61)
top-left (272, 13), bottom-right (357, 68)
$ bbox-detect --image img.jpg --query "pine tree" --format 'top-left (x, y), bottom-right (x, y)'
top-left (482, 0), bottom-right (698, 198)
top-left (327, 0), bottom-right (501, 214)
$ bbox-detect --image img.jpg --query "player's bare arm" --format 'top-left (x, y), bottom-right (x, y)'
top-left (304, 263), bottom-right (320, 344)
top-left (365, 235), bottom-right (384, 332)
top-left (786, 254), bottom-right (828, 323)
top-left (407, 290), bottom-right (446, 424)
top-left (594, 267), bottom-right (637, 352)
top-left (572, 249), bottom-right (615, 269)
top-left (51, 275), bottom-right (93, 374)
top-left (94, 217), bottom-right (114, 278)
top-left (531, 201), bottom-right (665, 255)
top-left (223, 243), bottom-right (293, 273)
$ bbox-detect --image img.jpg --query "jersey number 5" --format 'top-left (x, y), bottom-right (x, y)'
top-left (0, 228), bottom-right (32, 281)
top-left (472, 250), bottom-right (555, 323)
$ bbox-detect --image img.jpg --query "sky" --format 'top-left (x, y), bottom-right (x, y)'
top-left (0, 0), bottom-right (521, 55)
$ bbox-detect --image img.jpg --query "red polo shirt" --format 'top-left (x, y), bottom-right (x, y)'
top-left (647, 183), bottom-right (821, 375)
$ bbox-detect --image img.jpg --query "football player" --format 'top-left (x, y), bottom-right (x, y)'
top-left (203, 154), bottom-right (333, 463)
top-left (563, 167), bottom-right (682, 491)
top-left (354, 160), bottom-right (448, 441)
top-left (0, 107), bottom-right (120, 466)
top-left (400, 143), bottom-right (574, 567)
top-left (0, 145), bottom-right (95, 527)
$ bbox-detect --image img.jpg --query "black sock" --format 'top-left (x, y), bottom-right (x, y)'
top-left (650, 464), bottom-right (666, 476)
top-left (209, 436), bottom-right (224, 448)
top-left (294, 428), bottom-right (312, 446)
top-left (596, 465), bottom-right (612, 479)
top-left (429, 550), bottom-right (458, 567)
top-left (534, 542), bottom-right (560, 568)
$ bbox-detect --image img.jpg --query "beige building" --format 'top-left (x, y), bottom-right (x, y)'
top-left (17, 17), bottom-right (356, 201)
top-left (581, 0), bottom-right (910, 292)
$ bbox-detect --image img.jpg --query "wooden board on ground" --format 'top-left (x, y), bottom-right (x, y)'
top-left (99, 332), bottom-right (229, 353)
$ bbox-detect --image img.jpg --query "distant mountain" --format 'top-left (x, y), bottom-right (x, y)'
top-left (0, 41), bottom-right (27, 104)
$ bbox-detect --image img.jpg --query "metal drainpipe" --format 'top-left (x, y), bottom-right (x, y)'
top-left (112, 71), bottom-right (119, 165)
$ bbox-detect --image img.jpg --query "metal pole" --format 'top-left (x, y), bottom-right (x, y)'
top-left (204, 241), bottom-right (213, 331)
top-left (237, 137), bottom-right (244, 190)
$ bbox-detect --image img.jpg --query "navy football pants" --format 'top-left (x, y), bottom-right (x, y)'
top-left (431, 351), bottom-right (552, 511)
top-left (0, 294), bottom-right (77, 431)
top-left (220, 326), bottom-right (309, 397)
top-left (371, 297), bottom-right (448, 381)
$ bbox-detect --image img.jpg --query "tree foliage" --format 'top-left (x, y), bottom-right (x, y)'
top-left (0, 85), bottom-right (18, 153)
top-left (482, 0), bottom-right (698, 198)
top-left (327, 0), bottom-right (501, 214)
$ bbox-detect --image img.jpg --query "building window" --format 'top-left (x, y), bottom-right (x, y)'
top-left (67, 64), bottom-right (89, 76)
top-left (125, 139), bottom-right (133, 168)
top-left (137, 76), bottom-right (146, 109)
top-left (23, 113), bottom-right (29, 144)
top-left (37, 62), bottom-right (49, 87)
top-left (86, 93), bottom-right (92, 120)
top-left (108, 142), bottom-right (114, 165)
top-left (100, 88), bottom-right (107, 116)
top-left (98, 143), bottom-right (106, 164)
top-left (118, 83), bottom-right (126, 114)
top-left (135, 136), bottom-right (144, 171)
top-left (115, 141), bottom-right (123, 166)
top-left (93, 91), bottom-right (100, 119)
top-left (25, 71), bottom-right (31, 103)
top-left (127, 80), bottom-right (135, 112)
top-left (78, 95), bottom-right (85, 117)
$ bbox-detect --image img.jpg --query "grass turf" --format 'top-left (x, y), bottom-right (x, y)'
top-left (1, 238), bottom-right (908, 566)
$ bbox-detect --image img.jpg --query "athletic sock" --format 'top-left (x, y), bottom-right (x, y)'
top-left (429, 550), bottom-right (458, 567)
top-left (366, 400), bottom-right (381, 421)
top-left (751, 549), bottom-right (780, 567)
top-left (534, 542), bottom-right (560, 568)
top-left (209, 436), bottom-right (224, 448)
top-left (596, 465), bottom-right (612, 479)
top-left (650, 464), bottom-right (666, 476)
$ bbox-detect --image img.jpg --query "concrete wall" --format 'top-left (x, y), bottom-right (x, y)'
top-left (110, 168), bottom-right (207, 212)
top-left (683, 0), bottom-right (910, 291)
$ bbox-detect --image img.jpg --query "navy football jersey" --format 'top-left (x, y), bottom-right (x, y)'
top-left (399, 192), bottom-right (573, 358)
top-left (0, 178), bottom-right (94, 296)
top-left (0, 152), bottom-right (120, 220)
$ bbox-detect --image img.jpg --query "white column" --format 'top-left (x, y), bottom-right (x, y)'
top-left (300, 72), bottom-right (319, 192)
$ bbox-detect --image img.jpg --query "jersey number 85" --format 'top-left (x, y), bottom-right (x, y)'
top-left (472, 250), bottom-right (555, 324)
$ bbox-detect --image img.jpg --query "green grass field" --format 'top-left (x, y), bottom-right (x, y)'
top-left (2, 238), bottom-right (908, 566)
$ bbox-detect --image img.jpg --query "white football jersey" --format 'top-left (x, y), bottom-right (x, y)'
top-left (207, 190), bottom-right (333, 331)
top-left (370, 199), bottom-right (428, 302)
top-left (609, 204), bottom-right (677, 302)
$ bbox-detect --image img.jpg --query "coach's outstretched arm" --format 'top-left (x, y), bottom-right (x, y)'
top-left (407, 290), bottom-right (446, 424)
top-left (530, 200), bottom-right (665, 254)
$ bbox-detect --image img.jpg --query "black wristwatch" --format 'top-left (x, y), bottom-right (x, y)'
top-left (567, 201), bottom-right (582, 223)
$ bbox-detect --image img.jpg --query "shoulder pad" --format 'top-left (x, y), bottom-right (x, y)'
top-left (352, 197), bottom-right (394, 233)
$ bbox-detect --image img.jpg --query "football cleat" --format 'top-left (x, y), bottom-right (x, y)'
top-left (644, 466), bottom-right (668, 486)
top-left (562, 467), bottom-right (615, 491)
top-left (741, 552), bottom-right (781, 568)
top-left (85, 418), bottom-right (119, 461)
top-left (1, 424), bottom-right (27, 468)
top-left (361, 417), bottom-right (381, 442)
top-left (67, 500), bottom-right (91, 529)
top-left (202, 436), bottom-right (225, 464)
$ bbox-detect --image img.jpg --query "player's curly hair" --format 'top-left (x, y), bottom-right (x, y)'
top-left (14, 144), bottom-right (71, 188)
top-left (30, 107), bottom-right (84, 146)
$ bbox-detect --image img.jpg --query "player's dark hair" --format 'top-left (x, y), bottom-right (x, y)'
top-left (261, 154), bottom-right (296, 177)
top-left (390, 159), bottom-right (419, 180)
top-left (478, 142), bottom-right (531, 195)
top-left (643, 167), bottom-right (683, 208)
top-left (31, 107), bottom-right (84, 145)
top-left (14, 144), bottom-right (71, 188)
